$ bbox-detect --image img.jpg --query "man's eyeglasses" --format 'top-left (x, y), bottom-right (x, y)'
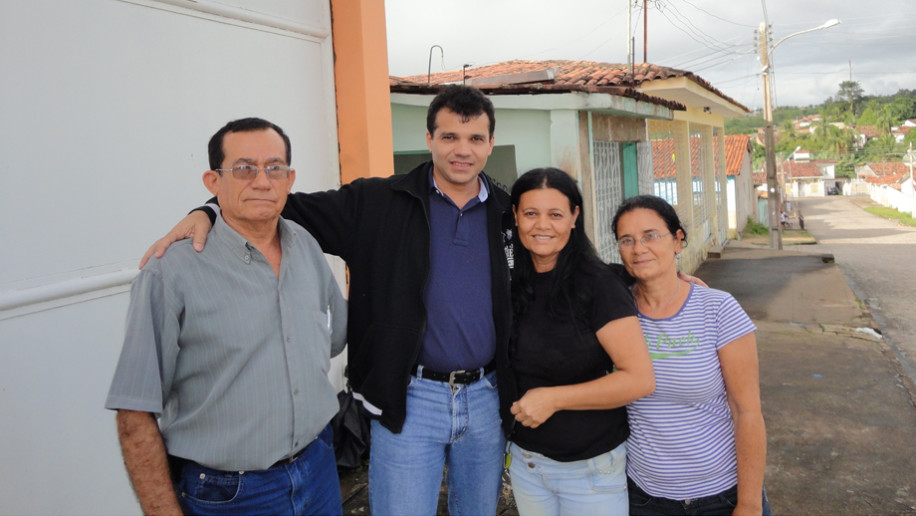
top-left (216, 164), bottom-right (292, 180)
top-left (616, 232), bottom-right (671, 249)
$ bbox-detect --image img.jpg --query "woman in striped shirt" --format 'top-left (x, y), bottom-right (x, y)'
top-left (612, 195), bottom-right (770, 516)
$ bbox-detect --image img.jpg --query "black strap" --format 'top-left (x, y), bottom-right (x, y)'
top-left (411, 362), bottom-right (495, 385)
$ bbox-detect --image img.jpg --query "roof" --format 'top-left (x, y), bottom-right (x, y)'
top-left (394, 60), bottom-right (749, 113)
top-left (864, 173), bottom-right (906, 189)
top-left (780, 161), bottom-right (823, 179)
top-left (651, 138), bottom-right (702, 179)
top-left (856, 125), bottom-right (880, 138)
top-left (724, 134), bottom-right (751, 176)
top-left (867, 162), bottom-right (908, 177)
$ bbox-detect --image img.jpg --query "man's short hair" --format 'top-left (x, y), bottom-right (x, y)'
top-left (208, 117), bottom-right (291, 170)
top-left (426, 85), bottom-right (496, 138)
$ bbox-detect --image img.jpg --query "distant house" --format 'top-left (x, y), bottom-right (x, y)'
top-left (855, 161), bottom-right (915, 215)
top-left (792, 148), bottom-right (812, 162)
top-left (857, 162), bottom-right (909, 179)
top-left (724, 134), bottom-right (756, 237)
top-left (892, 125), bottom-right (911, 144)
top-left (854, 125), bottom-right (880, 149)
top-left (780, 160), bottom-right (829, 197)
top-left (395, 60), bottom-right (748, 269)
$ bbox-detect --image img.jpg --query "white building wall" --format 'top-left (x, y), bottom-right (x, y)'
top-left (0, 1), bottom-right (342, 514)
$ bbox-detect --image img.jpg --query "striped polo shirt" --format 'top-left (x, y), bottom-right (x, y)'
top-left (626, 284), bottom-right (756, 499)
top-left (105, 215), bottom-right (347, 471)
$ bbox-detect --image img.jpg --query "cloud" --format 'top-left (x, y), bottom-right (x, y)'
top-left (386, 0), bottom-right (915, 110)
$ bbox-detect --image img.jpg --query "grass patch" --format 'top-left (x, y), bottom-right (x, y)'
top-left (744, 217), bottom-right (769, 235)
top-left (865, 206), bottom-right (916, 227)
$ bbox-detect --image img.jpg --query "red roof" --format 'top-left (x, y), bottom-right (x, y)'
top-left (395, 60), bottom-right (746, 111)
top-left (779, 161), bottom-right (822, 178)
top-left (868, 162), bottom-right (908, 176)
top-left (724, 135), bottom-right (751, 177)
top-left (864, 173), bottom-right (906, 189)
top-left (651, 138), bottom-right (703, 179)
top-left (857, 125), bottom-right (880, 138)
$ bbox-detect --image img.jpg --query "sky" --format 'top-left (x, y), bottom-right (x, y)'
top-left (385, 0), bottom-right (915, 112)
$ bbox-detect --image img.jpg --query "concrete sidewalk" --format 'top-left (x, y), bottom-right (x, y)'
top-left (697, 243), bottom-right (916, 515)
top-left (339, 241), bottom-right (916, 515)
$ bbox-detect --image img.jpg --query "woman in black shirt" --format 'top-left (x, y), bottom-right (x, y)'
top-left (505, 167), bottom-right (654, 515)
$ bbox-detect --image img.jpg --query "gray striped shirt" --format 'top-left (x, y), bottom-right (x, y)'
top-left (106, 215), bottom-right (346, 471)
top-left (627, 284), bottom-right (755, 499)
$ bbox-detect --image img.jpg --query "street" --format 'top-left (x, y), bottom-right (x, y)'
top-left (791, 195), bottom-right (916, 387)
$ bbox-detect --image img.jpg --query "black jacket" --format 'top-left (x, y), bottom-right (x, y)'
top-left (280, 162), bottom-right (516, 433)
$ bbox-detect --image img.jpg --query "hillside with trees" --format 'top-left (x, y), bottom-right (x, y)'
top-left (725, 82), bottom-right (916, 177)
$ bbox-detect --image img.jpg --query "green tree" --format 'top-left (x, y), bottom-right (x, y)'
top-left (857, 105), bottom-right (878, 126)
top-left (888, 97), bottom-right (916, 121)
top-left (875, 106), bottom-right (895, 137)
top-left (837, 80), bottom-right (865, 116)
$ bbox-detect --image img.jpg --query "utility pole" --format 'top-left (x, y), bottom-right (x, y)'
top-left (627, 0), bottom-right (633, 75)
top-left (757, 17), bottom-right (839, 249)
top-left (643, 0), bottom-right (648, 63)
top-left (759, 22), bottom-right (782, 249)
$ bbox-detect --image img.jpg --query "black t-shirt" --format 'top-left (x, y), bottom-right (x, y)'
top-left (510, 266), bottom-right (636, 462)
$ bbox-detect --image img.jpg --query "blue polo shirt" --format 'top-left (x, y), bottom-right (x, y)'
top-left (417, 168), bottom-right (496, 372)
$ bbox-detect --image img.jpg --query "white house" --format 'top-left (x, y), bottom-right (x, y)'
top-left (0, 1), bottom-right (397, 513)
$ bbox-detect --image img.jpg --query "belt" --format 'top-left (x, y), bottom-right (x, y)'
top-left (269, 444), bottom-right (308, 469)
top-left (269, 423), bottom-right (332, 469)
top-left (411, 362), bottom-right (495, 387)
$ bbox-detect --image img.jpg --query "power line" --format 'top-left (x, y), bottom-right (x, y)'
top-left (677, 0), bottom-right (757, 28)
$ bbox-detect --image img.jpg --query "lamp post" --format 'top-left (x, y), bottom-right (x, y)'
top-left (760, 18), bottom-right (840, 249)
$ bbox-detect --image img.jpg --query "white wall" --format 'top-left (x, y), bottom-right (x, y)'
top-left (0, 1), bottom-right (342, 514)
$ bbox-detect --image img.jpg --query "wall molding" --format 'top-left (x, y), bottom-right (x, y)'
top-left (0, 268), bottom-right (138, 321)
top-left (116, 0), bottom-right (331, 39)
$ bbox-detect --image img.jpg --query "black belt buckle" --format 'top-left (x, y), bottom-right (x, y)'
top-left (448, 369), bottom-right (474, 388)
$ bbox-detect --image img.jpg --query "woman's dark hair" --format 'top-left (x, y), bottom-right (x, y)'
top-left (510, 167), bottom-right (606, 321)
top-left (611, 194), bottom-right (688, 245)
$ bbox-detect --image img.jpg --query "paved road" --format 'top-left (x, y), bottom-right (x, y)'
top-left (791, 195), bottom-right (916, 386)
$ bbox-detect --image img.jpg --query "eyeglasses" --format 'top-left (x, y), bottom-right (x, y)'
top-left (616, 232), bottom-right (671, 249)
top-left (216, 164), bottom-right (292, 180)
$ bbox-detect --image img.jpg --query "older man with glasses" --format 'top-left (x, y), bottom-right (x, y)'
top-left (105, 117), bottom-right (347, 515)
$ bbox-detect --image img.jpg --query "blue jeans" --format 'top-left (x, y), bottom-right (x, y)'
top-left (628, 478), bottom-right (772, 516)
top-left (508, 441), bottom-right (628, 516)
top-left (368, 370), bottom-right (505, 515)
top-left (175, 423), bottom-right (342, 515)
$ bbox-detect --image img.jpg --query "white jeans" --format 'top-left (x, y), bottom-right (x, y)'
top-left (509, 441), bottom-right (628, 516)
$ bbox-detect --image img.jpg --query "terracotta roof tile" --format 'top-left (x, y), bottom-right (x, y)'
top-left (394, 60), bottom-right (747, 111)
top-left (868, 162), bottom-right (908, 176)
top-left (779, 161), bottom-right (822, 178)
top-left (651, 138), bottom-right (702, 179)
top-left (724, 135), bottom-right (751, 176)
top-left (857, 125), bottom-right (880, 138)
top-left (864, 173), bottom-right (906, 188)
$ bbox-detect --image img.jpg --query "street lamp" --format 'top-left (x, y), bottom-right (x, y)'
top-left (760, 18), bottom-right (840, 249)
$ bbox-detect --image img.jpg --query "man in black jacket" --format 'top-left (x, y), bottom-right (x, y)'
top-left (142, 85), bottom-right (513, 515)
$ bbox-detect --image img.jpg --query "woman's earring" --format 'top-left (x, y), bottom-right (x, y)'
top-left (675, 252), bottom-right (682, 260)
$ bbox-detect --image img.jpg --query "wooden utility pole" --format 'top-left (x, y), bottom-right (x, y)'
top-left (643, 0), bottom-right (648, 63)
top-left (760, 22), bottom-right (782, 249)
